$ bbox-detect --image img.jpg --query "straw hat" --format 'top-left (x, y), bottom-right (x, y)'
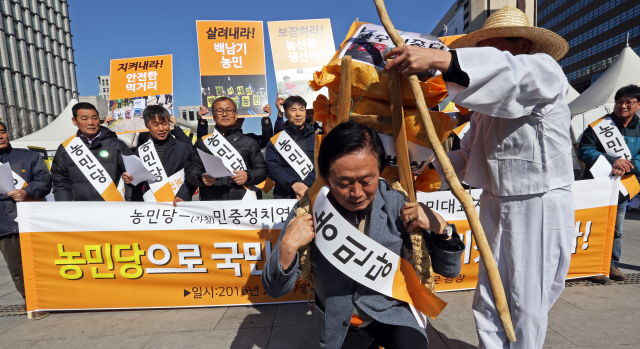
top-left (448, 6), bottom-right (569, 61)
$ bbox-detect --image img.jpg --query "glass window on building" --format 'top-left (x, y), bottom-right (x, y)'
top-left (11, 3), bottom-right (21, 22)
top-left (189, 110), bottom-right (195, 121)
top-left (0, 70), bottom-right (8, 103)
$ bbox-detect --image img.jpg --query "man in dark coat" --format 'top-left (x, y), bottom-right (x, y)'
top-left (0, 122), bottom-right (51, 318)
top-left (198, 105), bottom-right (277, 149)
top-left (265, 96), bottom-right (316, 199)
top-left (122, 105), bottom-right (197, 203)
top-left (51, 102), bottom-right (133, 201)
top-left (185, 97), bottom-right (267, 201)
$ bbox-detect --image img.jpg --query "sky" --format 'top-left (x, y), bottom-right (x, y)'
top-left (68, 0), bottom-right (453, 134)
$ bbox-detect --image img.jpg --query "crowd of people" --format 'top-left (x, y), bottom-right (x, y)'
top-left (0, 5), bottom-right (636, 349)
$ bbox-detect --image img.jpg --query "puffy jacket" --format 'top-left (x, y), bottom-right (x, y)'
top-left (131, 135), bottom-right (197, 201)
top-left (51, 127), bottom-right (133, 201)
top-left (243, 117), bottom-right (274, 149)
top-left (265, 121), bottom-right (316, 199)
top-left (171, 125), bottom-right (192, 145)
top-left (0, 146), bottom-right (51, 236)
top-left (578, 113), bottom-right (640, 179)
top-left (185, 126), bottom-right (267, 201)
top-left (197, 119), bottom-right (209, 139)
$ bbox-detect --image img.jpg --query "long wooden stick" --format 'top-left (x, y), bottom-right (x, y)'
top-left (337, 56), bottom-right (353, 123)
top-left (373, 0), bottom-right (516, 342)
top-left (387, 61), bottom-right (415, 202)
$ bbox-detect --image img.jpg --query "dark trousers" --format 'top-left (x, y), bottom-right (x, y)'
top-left (341, 321), bottom-right (428, 349)
top-left (0, 233), bottom-right (25, 299)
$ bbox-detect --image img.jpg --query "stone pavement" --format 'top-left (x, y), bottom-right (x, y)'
top-left (0, 213), bottom-right (639, 348)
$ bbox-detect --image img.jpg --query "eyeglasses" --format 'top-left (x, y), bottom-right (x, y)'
top-left (615, 100), bottom-right (638, 107)
top-left (214, 108), bottom-right (236, 115)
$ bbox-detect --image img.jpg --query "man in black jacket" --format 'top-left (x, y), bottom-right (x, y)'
top-left (123, 105), bottom-right (197, 203)
top-left (185, 97), bottom-right (267, 200)
top-left (265, 96), bottom-right (316, 199)
top-left (51, 102), bottom-right (133, 201)
top-left (197, 105), bottom-right (276, 149)
top-left (0, 122), bottom-right (51, 318)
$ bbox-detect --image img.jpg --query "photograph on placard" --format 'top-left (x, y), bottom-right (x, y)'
top-left (107, 54), bottom-right (173, 134)
top-left (337, 23), bottom-right (447, 75)
top-left (200, 75), bottom-right (267, 117)
top-left (274, 68), bottom-right (324, 103)
top-left (108, 94), bottom-right (174, 134)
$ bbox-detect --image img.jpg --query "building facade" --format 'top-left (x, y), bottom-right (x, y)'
top-left (538, 0), bottom-right (640, 92)
top-left (431, 0), bottom-right (537, 37)
top-left (78, 95), bottom-right (107, 120)
top-left (97, 75), bottom-right (108, 100)
top-left (0, 0), bottom-right (77, 139)
top-left (177, 105), bottom-right (201, 125)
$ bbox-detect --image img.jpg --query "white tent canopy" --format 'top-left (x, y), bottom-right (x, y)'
top-left (569, 46), bottom-right (640, 143)
top-left (11, 99), bottom-right (79, 151)
top-left (567, 85), bottom-right (580, 104)
top-left (11, 99), bottom-right (141, 152)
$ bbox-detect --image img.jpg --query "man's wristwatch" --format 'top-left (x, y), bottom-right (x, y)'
top-left (440, 224), bottom-right (454, 239)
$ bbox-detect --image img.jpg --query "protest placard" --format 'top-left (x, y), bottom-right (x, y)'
top-left (267, 19), bottom-right (335, 106)
top-left (108, 54), bottom-right (174, 134)
top-left (197, 21), bottom-right (268, 118)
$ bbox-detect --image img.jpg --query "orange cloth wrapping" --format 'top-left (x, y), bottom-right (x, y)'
top-left (415, 168), bottom-right (442, 193)
top-left (308, 21), bottom-right (449, 108)
top-left (313, 92), bottom-right (457, 149)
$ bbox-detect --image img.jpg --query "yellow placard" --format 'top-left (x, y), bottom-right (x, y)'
top-left (267, 19), bottom-right (335, 71)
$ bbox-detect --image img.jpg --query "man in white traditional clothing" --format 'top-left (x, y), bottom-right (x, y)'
top-left (384, 6), bottom-right (574, 349)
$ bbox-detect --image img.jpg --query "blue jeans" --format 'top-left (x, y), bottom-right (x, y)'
top-left (612, 199), bottom-right (628, 268)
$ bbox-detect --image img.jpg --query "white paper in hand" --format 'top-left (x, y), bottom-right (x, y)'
top-left (197, 149), bottom-right (233, 178)
top-left (590, 155), bottom-right (614, 179)
top-left (122, 155), bottom-right (157, 186)
top-left (0, 163), bottom-right (16, 194)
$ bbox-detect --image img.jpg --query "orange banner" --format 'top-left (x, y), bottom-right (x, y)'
top-left (417, 177), bottom-right (618, 291)
top-left (197, 21), bottom-right (268, 118)
top-left (19, 200), bottom-right (308, 312)
top-left (18, 178), bottom-right (617, 313)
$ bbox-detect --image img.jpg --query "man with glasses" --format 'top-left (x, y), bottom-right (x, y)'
top-left (185, 97), bottom-right (267, 200)
top-left (578, 84), bottom-right (640, 282)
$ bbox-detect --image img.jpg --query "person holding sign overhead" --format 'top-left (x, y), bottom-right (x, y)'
top-left (265, 96), bottom-right (315, 199)
top-left (51, 102), bottom-right (133, 201)
top-left (0, 121), bottom-right (51, 319)
top-left (578, 84), bottom-right (640, 283)
top-left (263, 121), bottom-right (463, 349)
top-left (185, 97), bottom-right (267, 200)
top-left (122, 105), bottom-right (197, 204)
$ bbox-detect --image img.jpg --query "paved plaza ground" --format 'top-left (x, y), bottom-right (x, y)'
top-left (0, 212), bottom-right (639, 348)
